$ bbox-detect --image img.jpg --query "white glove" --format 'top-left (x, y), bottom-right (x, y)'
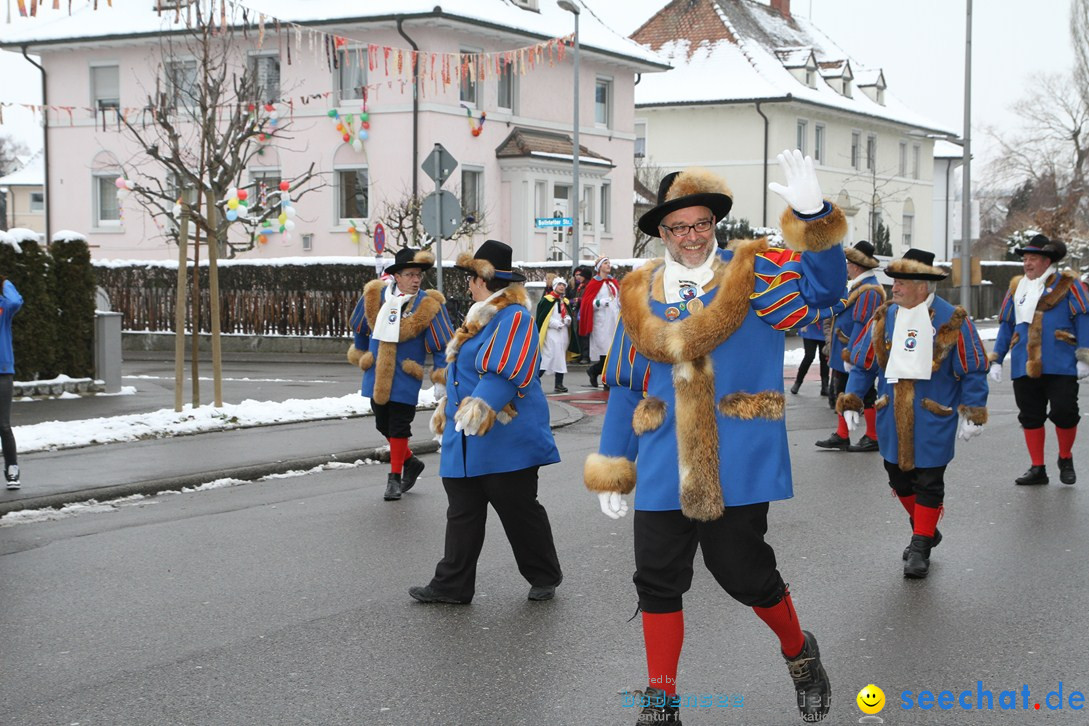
top-left (843, 410), bottom-right (861, 432)
top-left (597, 491), bottom-right (629, 519)
top-left (453, 397), bottom-right (495, 437)
top-left (767, 149), bottom-right (825, 215)
top-left (1077, 361), bottom-right (1089, 379)
top-left (843, 362), bottom-right (853, 373)
top-left (563, 315), bottom-right (571, 326)
top-left (432, 382), bottom-right (446, 400)
top-left (957, 415), bottom-right (983, 442)
top-left (988, 363), bottom-right (1002, 383)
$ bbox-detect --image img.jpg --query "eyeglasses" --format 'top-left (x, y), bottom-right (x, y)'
top-left (660, 219), bottom-right (714, 237)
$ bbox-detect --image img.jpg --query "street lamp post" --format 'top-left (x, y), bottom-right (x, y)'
top-left (960, 0), bottom-right (973, 314)
top-left (558, 0), bottom-right (580, 272)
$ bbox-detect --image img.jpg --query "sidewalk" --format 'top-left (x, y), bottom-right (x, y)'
top-left (0, 356), bottom-right (584, 516)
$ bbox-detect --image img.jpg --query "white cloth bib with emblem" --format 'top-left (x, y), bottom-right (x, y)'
top-left (1013, 266), bottom-right (1056, 325)
top-left (662, 249), bottom-right (716, 304)
top-left (885, 294), bottom-right (935, 382)
top-left (373, 282), bottom-right (414, 343)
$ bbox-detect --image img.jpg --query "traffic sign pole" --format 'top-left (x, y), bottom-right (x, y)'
top-left (433, 160), bottom-right (443, 293)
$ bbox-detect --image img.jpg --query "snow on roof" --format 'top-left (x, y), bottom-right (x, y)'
top-left (0, 150), bottom-right (44, 187)
top-left (633, 0), bottom-right (953, 135)
top-left (0, 0), bottom-right (670, 71)
top-left (773, 46), bottom-right (813, 68)
top-left (933, 139), bottom-right (965, 158)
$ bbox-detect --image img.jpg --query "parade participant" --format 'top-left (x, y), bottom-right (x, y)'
top-left (585, 151), bottom-right (844, 724)
top-left (578, 256), bottom-right (620, 388)
top-left (790, 319), bottom-right (829, 396)
top-left (842, 248), bottom-right (989, 579)
top-left (816, 240), bottom-right (884, 452)
top-left (989, 235), bottom-right (1089, 485)
top-left (1, 277), bottom-right (23, 489)
top-left (535, 277), bottom-right (572, 393)
top-left (347, 247), bottom-right (454, 501)
top-left (569, 265), bottom-right (593, 363)
top-left (411, 240), bottom-right (563, 605)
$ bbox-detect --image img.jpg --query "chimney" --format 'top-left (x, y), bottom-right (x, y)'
top-left (770, 0), bottom-right (791, 17)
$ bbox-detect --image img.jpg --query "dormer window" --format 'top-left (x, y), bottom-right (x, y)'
top-left (805, 68), bottom-right (815, 88)
top-left (843, 78), bottom-right (852, 97)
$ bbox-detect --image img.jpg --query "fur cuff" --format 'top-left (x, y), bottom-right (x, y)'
top-left (836, 392), bottom-right (864, 414)
top-left (1078, 348), bottom-right (1089, 366)
top-left (779, 204), bottom-right (847, 253)
top-left (584, 453), bottom-right (637, 495)
top-left (454, 396), bottom-right (498, 436)
top-left (430, 397), bottom-right (447, 436)
top-left (356, 350), bottom-right (375, 372)
top-left (958, 405), bottom-right (988, 426)
top-left (347, 344), bottom-right (363, 366)
top-left (401, 359), bottom-right (424, 380)
top-left (431, 367), bottom-right (447, 385)
top-left (987, 351), bottom-right (1000, 364)
top-left (497, 402), bottom-right (518, 425)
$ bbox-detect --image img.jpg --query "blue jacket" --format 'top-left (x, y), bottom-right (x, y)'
top-left (586, 203), bottom-right (849, 521)
top-left (349, 281), bottom-right (454, 406)
top-left (846, 296), bottom-right (989, 470)
top-left (829, 273), bottom-right (884, 372)
top-left (438, 285), bottom-right (560, 478)
top-left (0, 280), bottom-right (23, 375)
top-left (990, 272), bottom-right (1089, 379)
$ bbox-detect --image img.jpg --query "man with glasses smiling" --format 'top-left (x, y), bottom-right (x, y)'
top-left (584, 150), bottom-right (847, 724)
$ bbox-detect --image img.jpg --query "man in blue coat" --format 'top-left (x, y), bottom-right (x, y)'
top-left (843, 249), bottom-right (989, 578)
top-left (585, 151), bottom-right (844, 724)
top-left (988, 235), bottom-right (1089, 485)
top-left (348, 247), bottom-right (454, 501)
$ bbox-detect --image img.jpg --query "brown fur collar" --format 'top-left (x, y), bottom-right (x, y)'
top-left (445, 285), bottom-right (530, 363)
top-left (869, 302), bottom-right (967, 373)
top-left (362, 280), bottom-right (446, 342)
top-left (845, 283), bottom-right (886, 310)
top-left (620, 239), bottom-right (765, 363)
top-left (778, 204), bottom-right (848, 252)
top-left (893, 380), bottom-right (915, 471)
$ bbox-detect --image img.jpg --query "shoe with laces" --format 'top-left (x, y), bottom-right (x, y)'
top-left (847, 435), bottom-right (879, 452)
top-left (5, 464), bottom-right (19, 490)
top-left (784, 630), bottom-right (831, 722)
top-left (408, 585), bottom-right (471, 604)
top-left (815, 433), bottom-right (850, 450)
top-left (1015, 465), bottom-right (1048, 486)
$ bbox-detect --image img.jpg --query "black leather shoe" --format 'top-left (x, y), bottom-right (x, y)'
top-left (784, 630), bottom-right (831, 722)
top-left (904, 534), bottom-right (933, 578)
top-left (847, 434), bottom-right (879, 452)
top-left (819, 386), bottom-right (829, 397)
top-left (383, 473), bottom-right (403, 501)
top-left (903, 518), bottom-right (942, 560)
top-left (401, 456), bottom-right (425, 493)
top-left (635, 687), bottom-right (682, 724)
top-left (815, 433), bottom-right (850, 450)
top-left (1015, 465), bottom-right (1049, 486)
top-left (588, 371), bottom-right (599, 388)
top-left (1058, 457), bottom-right (1076, 485)
top-left (553, 385), bottom-right (569, 394)
top-left (790, 381), bottom-right (801, 394)
top-left (528, 585), bottom-right (557, 601)
top-left (408, 585), bottom-right (471, 604)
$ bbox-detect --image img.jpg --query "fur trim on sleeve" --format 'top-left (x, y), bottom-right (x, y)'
top-left (430, 397), bottom-right (446, 436)
top-left (1077, 348), bottom-right (1089, 366)
top-left (778, 204), bottom-right (847, 253)
top-left (401, 359), bottom-right (424, 380)
top-left (431, 367), bottom-right (447, 385)
top-left (987, 351), bottom-right (1000, 364)
top-left (347, 343), bottom-right (364, 367)
top-left (584, 453), bottom-right (637, 495)
top-left (958, 404), bottom-right (988, 426)
top-left (836, 392), bottom-right (864, 414)
top-left (454, 396), bottom-right (498, 436)
top-left (357, 350), bottom-right (375, 372)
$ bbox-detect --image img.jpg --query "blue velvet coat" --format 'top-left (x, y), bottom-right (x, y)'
top-left (990, 272), bottom-right (1089, 379)
top-left (829, 273), bottom-right (884, 372)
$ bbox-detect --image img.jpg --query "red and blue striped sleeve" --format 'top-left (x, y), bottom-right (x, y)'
top-left (471, 306), bottom-right (539, 412)
top-left (425, 302), bottom-right (456, 367)
top-left (991, 289), bottom-right (1016, 363)
top-left (752, 248), bottom-right (847, 331)
top-left (954, 316), bottom-right (990, 408)
top-left (348, 295), bottom-right (369, 350)
top-left (1068, 280), bottom-right (1089, 349)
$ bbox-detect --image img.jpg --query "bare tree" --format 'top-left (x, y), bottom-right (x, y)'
top-left (0, 135), bottom-right (28, 178)
top-left (376, 187), bottom-right (488, 252)
top-left (633, 157), bottom-right (663, 258)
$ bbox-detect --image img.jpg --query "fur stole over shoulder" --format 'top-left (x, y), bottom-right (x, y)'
top-left (1007, 271), bottom-right (1077, 378)
top-left (362, 280), bottom-right (446, 405)
top-left (445, 285), bottom-right (530, 363)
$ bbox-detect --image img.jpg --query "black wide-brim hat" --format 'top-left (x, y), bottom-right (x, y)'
top-left (1015, 234), bottom-right (1067, 263)
top-left (637, 168), bottom-right (733, 238)
top-left (455, 239), bottom-right (526, 282)
top-left (884, 248), bottom-right (948, 280)
top-left (845, 240), bottom-right (880, 269)
top-left (385, 247), bottom-right (435, 275)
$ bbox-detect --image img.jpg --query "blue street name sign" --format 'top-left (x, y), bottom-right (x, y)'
top-left (535, 217), bottom-right (573, 228)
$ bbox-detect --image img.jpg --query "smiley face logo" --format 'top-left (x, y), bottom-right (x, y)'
top-left (856, 684), bottom-right (885, 715)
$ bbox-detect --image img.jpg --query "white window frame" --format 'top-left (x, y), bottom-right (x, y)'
top-left (249, 52), bottom-right (281, 104)
top-left (93, 172), bottom-right (121, 227)
top-left (581, 185), bottom-right (594, 230)
top-left (634, 119), bottom-right (647, 158)
top-left (90, 63), bottom-right (120, 113)
top-left (600, 182), bottom-right (611, 233)
top-left (534, 180), bottom-right (547, 218)
top-left (497, 59), bottom-right (517, 112)
top-left (459, 47), bottom-right (482, 107)
top-left (899, 141), bottom-right (908, 177)
top-left (165, 57), bottom-right (198, 111)
top-left (813, 123), bottom-right (825, 165)
top-left (461, 167), bottom-right (484, 220)
top-left (29, 191), bottom-right (44, 212)
top-left (912, 144), bottom-right (921, 180)
top-left (249, 168), bottom-right (282, 209)
top-left (902, 212), bottom-right (914, 249)
top-left (851, 130), bottom-right (861, 170)
top-left (594, 77), bottom-right (613, 128)
top-left (796, 119), bottom-right (808, 156)
top-left (336, 165), bottom-right (370, 222)
top-left (334, 47), bottom-right (368, 103)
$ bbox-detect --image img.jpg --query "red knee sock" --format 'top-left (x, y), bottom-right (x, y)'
top-left (389, 437), bottom-right (409, 475)
top-left (1024, 427), bottom-right (1046, 466)
top-left (642, 611), bottom-right (683, 696)
top-left (836, 414), bottom-right (849, 439)
top-left (913, 504), bottom-right (942, 538)
top-left (753, 591), bottom-right (805, 658)
top-left (864, 408), bottom-right (878, 440)
top-left (1055, 426), bottom-right (1077, 459)
top-left (896, 493), bottom-right (916, 516)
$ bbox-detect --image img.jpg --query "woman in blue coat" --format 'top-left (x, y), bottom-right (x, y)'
top-left (410, 240), bottom-right (562, 605)
top-left (1, 277), bottom-right (23, 489)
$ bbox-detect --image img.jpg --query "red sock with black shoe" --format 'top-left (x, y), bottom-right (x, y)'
top-left (864, 408), bottom-right (878, 440)
top-left (1056, 426), bottom-right (1077, 459)
top-left (896, 493), bottom-right (916, 516)
top-left (389, 437), bottom-right (409, 475)
top-left (913, 503), bottom-right (942, 538)
top-left (1024, 427), bottom-right (1046, 466)
top-left (836, 415), bottom-right (849, 439)
top-left (753, 591), bottom-right (805, 658)
top-left (642, 611), bottom-right (683, 696)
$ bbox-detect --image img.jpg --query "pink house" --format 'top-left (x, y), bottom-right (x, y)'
top-left (0, 0), bottom-right (667, 263)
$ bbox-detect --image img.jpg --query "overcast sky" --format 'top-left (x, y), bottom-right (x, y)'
top-left (0, 0), bottom-right (1077, 167)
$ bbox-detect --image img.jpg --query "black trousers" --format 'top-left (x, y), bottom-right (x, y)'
top-left (429, 466), bottom-right (563, 601)
top-left (884, 460), bottom-right (947, 509)
top-left (1013, 374), bottom-right (1080, 429)
top-left (796, 338), bottom-right (829, 387)
top-left (372, 400), bottom-right (416, 439)
top-left (633, 505), bottom-right (785, 613)
top-left (587, 356), bottom-right (607, 383)
top-left (830, 369), bottom-right (876, 407)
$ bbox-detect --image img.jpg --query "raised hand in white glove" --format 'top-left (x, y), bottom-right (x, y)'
top-left (597, 491), bottom-right (629, 519)
top-left (843, 410), bottom-right (861, 432)
top-left (1077, 361), bottom-right (1089, 379)
top-left (988, 363), bottom-right (1002, 383)
top-left (431, 382), bottom-right (446, 400)
top-left (957, 415), bottom-right (983, 442)
top-left (767, 149), bottom-right (825, 215)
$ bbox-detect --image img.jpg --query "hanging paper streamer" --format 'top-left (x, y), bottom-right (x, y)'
top-left (462, 104), bottom-right (486, 137)
top-left (277, 180), bottom-right (296, 243)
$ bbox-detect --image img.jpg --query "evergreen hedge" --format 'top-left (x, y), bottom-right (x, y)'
top-left (0, 239), bottom-right (60, 380)
top-left (50, 238), bottom-right (97, 378)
